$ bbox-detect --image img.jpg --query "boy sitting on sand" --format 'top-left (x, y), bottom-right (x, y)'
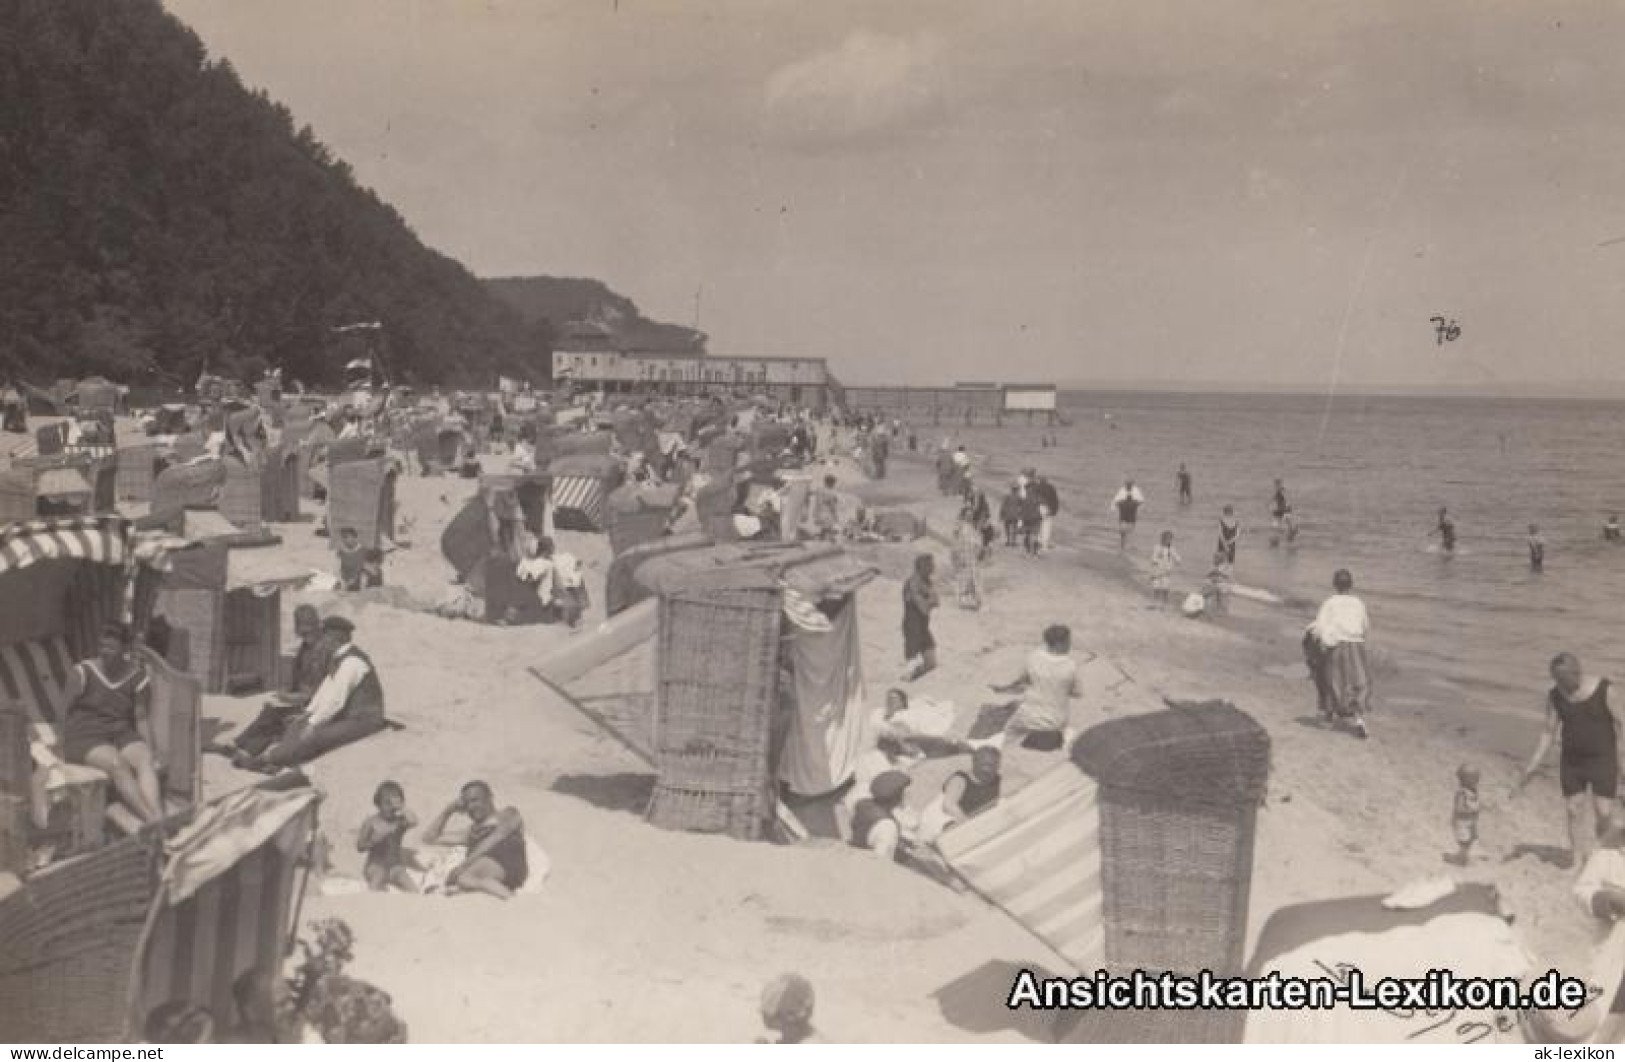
top-left (357, 780), bottom-right (421, 892)
top-left (336, 528), bottom-right (382, 591)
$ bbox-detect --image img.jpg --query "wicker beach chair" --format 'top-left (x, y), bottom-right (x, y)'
top-left (328, 458), bottom-right (396, 550)
top-left (0, 833), bottom-right (163, 1042)
top-left (114, 445), bottom-right (158, 504)
top-left (938, 702), bottom-right (1270, 1044)
top-left (646, 589), bottom-right (782, 840)
top-left (218, 458), bottom-right (263, 530)
top-left (607, 504), bottom-right (672, 557)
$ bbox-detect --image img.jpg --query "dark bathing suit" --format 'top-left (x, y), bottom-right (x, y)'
top-left (1439, 518), bottom-right (1456, 552)
top-left (1116, 495), bottom-right (1140, 525)
top-left (1550, 679), bottom-right (1619, 799)
top-left (63, 661), bottom-right (149, 764)
top-left (468, 817), bottom-right (529, 888)
top-left (948, 771), bottom-right (1001, 817)
top-left (1217, 519), bottom-right (1239, 563)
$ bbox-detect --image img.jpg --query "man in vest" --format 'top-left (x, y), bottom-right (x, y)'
top-left (212, 604), bottom-right (331, 765)
top-left (262, 614), bottom-right (389, 769)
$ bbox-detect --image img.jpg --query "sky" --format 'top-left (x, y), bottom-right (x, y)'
top-left (162, 0), bottom-right (1625, 390)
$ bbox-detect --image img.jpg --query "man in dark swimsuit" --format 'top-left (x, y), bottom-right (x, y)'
top-left (1513, 653), bottom-right (1625, 868)
top-left (1110, 479), bottom-right (1144, 551)
top-left (1176, 463), bottom-right (1192, 506)
top-left (425, 780), bottom-right (528, 899)
top-left (940, 746), bottom-right (1002, 829)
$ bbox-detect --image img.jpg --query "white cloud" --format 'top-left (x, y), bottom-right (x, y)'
top-left (763, 30), bottom-right (946, 142)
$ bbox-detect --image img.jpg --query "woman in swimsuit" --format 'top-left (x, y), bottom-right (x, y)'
top-left (1513, 653), bottom-right (1625, 868)
top-left (63, 623), bottom-right (164, 824)
top-left (424, 781), bottom-right (528, 899)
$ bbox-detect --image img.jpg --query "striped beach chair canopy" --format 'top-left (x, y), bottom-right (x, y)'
top-left (0, 781), bottom-right (321, 1043)
top-left (937, 705), bottom-right (1270, 1043)
top-left (133, 784), bottom-right (321, 1035)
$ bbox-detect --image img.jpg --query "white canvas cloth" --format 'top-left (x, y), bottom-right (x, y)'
top-left (778, 597), bottom-right (867, 798)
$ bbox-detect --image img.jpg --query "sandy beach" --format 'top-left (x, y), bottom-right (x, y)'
top-left (183, 438), bottom-right (1603, 1043)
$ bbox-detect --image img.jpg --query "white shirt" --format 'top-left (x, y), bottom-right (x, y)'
top-left (1312, 593), bottom-right (1370, 647)
top-left (1015, 648), bottom-right (1083, 732)
top-left (866, 818), bottom-right (900, 862)
top-left (952, 450), bottom-right (970, 468)
top-left (554, 553), bottom-right (584, 590)
top-left (304, 647), bottom-right (373, 730)
top-left (517, 556), bottom-right (556, 599)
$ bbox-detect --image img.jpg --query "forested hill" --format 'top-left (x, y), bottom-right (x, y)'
top-left (0, 0), bottom-right (548, 389)
top-left (484, 276), bottom-right (707, 355)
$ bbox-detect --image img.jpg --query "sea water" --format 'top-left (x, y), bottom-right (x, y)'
top-left (951, 391), bottom-right (1625, 722)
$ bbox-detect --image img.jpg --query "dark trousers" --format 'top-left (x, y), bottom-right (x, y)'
top-left (235, 702), bottom-right (303, 757)
top-left (264, 708), bottom-right (388, 768)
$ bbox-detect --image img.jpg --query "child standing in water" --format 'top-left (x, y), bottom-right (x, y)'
top-left (1149, 530), bottom-right (1181, 610)
top-left (1527, 524), bottom-right (1546, 572)
top-left (1451, 764), bottom-right (1481, 865)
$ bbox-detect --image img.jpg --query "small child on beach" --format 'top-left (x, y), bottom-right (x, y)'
top-left (1202, 551), bottom-right (1233, 617)
top-left (336, 528), bottom-right (382, 591)
top-left (357, 780), bottom-right (420, 892)
top-left (1149, 530), bottom-right (1181, 609)
top-left (1451, 764), bottom-right (1481, 865)
top-left (1527, 524), bottom-right (1545, 572)
top-left (553, 548), bottom-right (588, 629)
top-left (755, 973), bottom-right (822, 1044)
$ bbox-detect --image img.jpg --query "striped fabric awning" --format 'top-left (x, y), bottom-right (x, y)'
top-left (552, 474), bottom-right (605, 529)
top-left (137, 786), bottom-right (320, 1030)
top-left (0, 515), bottom-right (130, 575)
top-left (935, 760), bottom-right (1106, 972)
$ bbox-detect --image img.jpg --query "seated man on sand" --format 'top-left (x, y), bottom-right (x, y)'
top-left (423, 781), bottom-right (528, 900)
top-left (212, 604), bottom-right (329, 765)
top-left (249, 616), bottom-right (390, 771)
top-left (988, 624), bottom-right (1086, 752)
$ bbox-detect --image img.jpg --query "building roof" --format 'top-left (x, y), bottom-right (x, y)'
top-left (555, 349), bottom-right (826, 367)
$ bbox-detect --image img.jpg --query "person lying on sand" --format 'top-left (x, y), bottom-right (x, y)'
top-left (423, 781), bottom-right (528, 900)
top-left (918, 746), bottom-right (1004, 845)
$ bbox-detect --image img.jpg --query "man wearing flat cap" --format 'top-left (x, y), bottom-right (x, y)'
top-left (260, 613), bottom-right (389, 768)
top-left (212, 604), bottom-right (331, 765)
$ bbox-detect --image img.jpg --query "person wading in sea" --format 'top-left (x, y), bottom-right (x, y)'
top-left (1110, 479), bottom-right (1144, 552)
top-left (1430, 506), bottom-right (1457, 555)
top-left (1512, 652), bottom-right (1625, 869)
